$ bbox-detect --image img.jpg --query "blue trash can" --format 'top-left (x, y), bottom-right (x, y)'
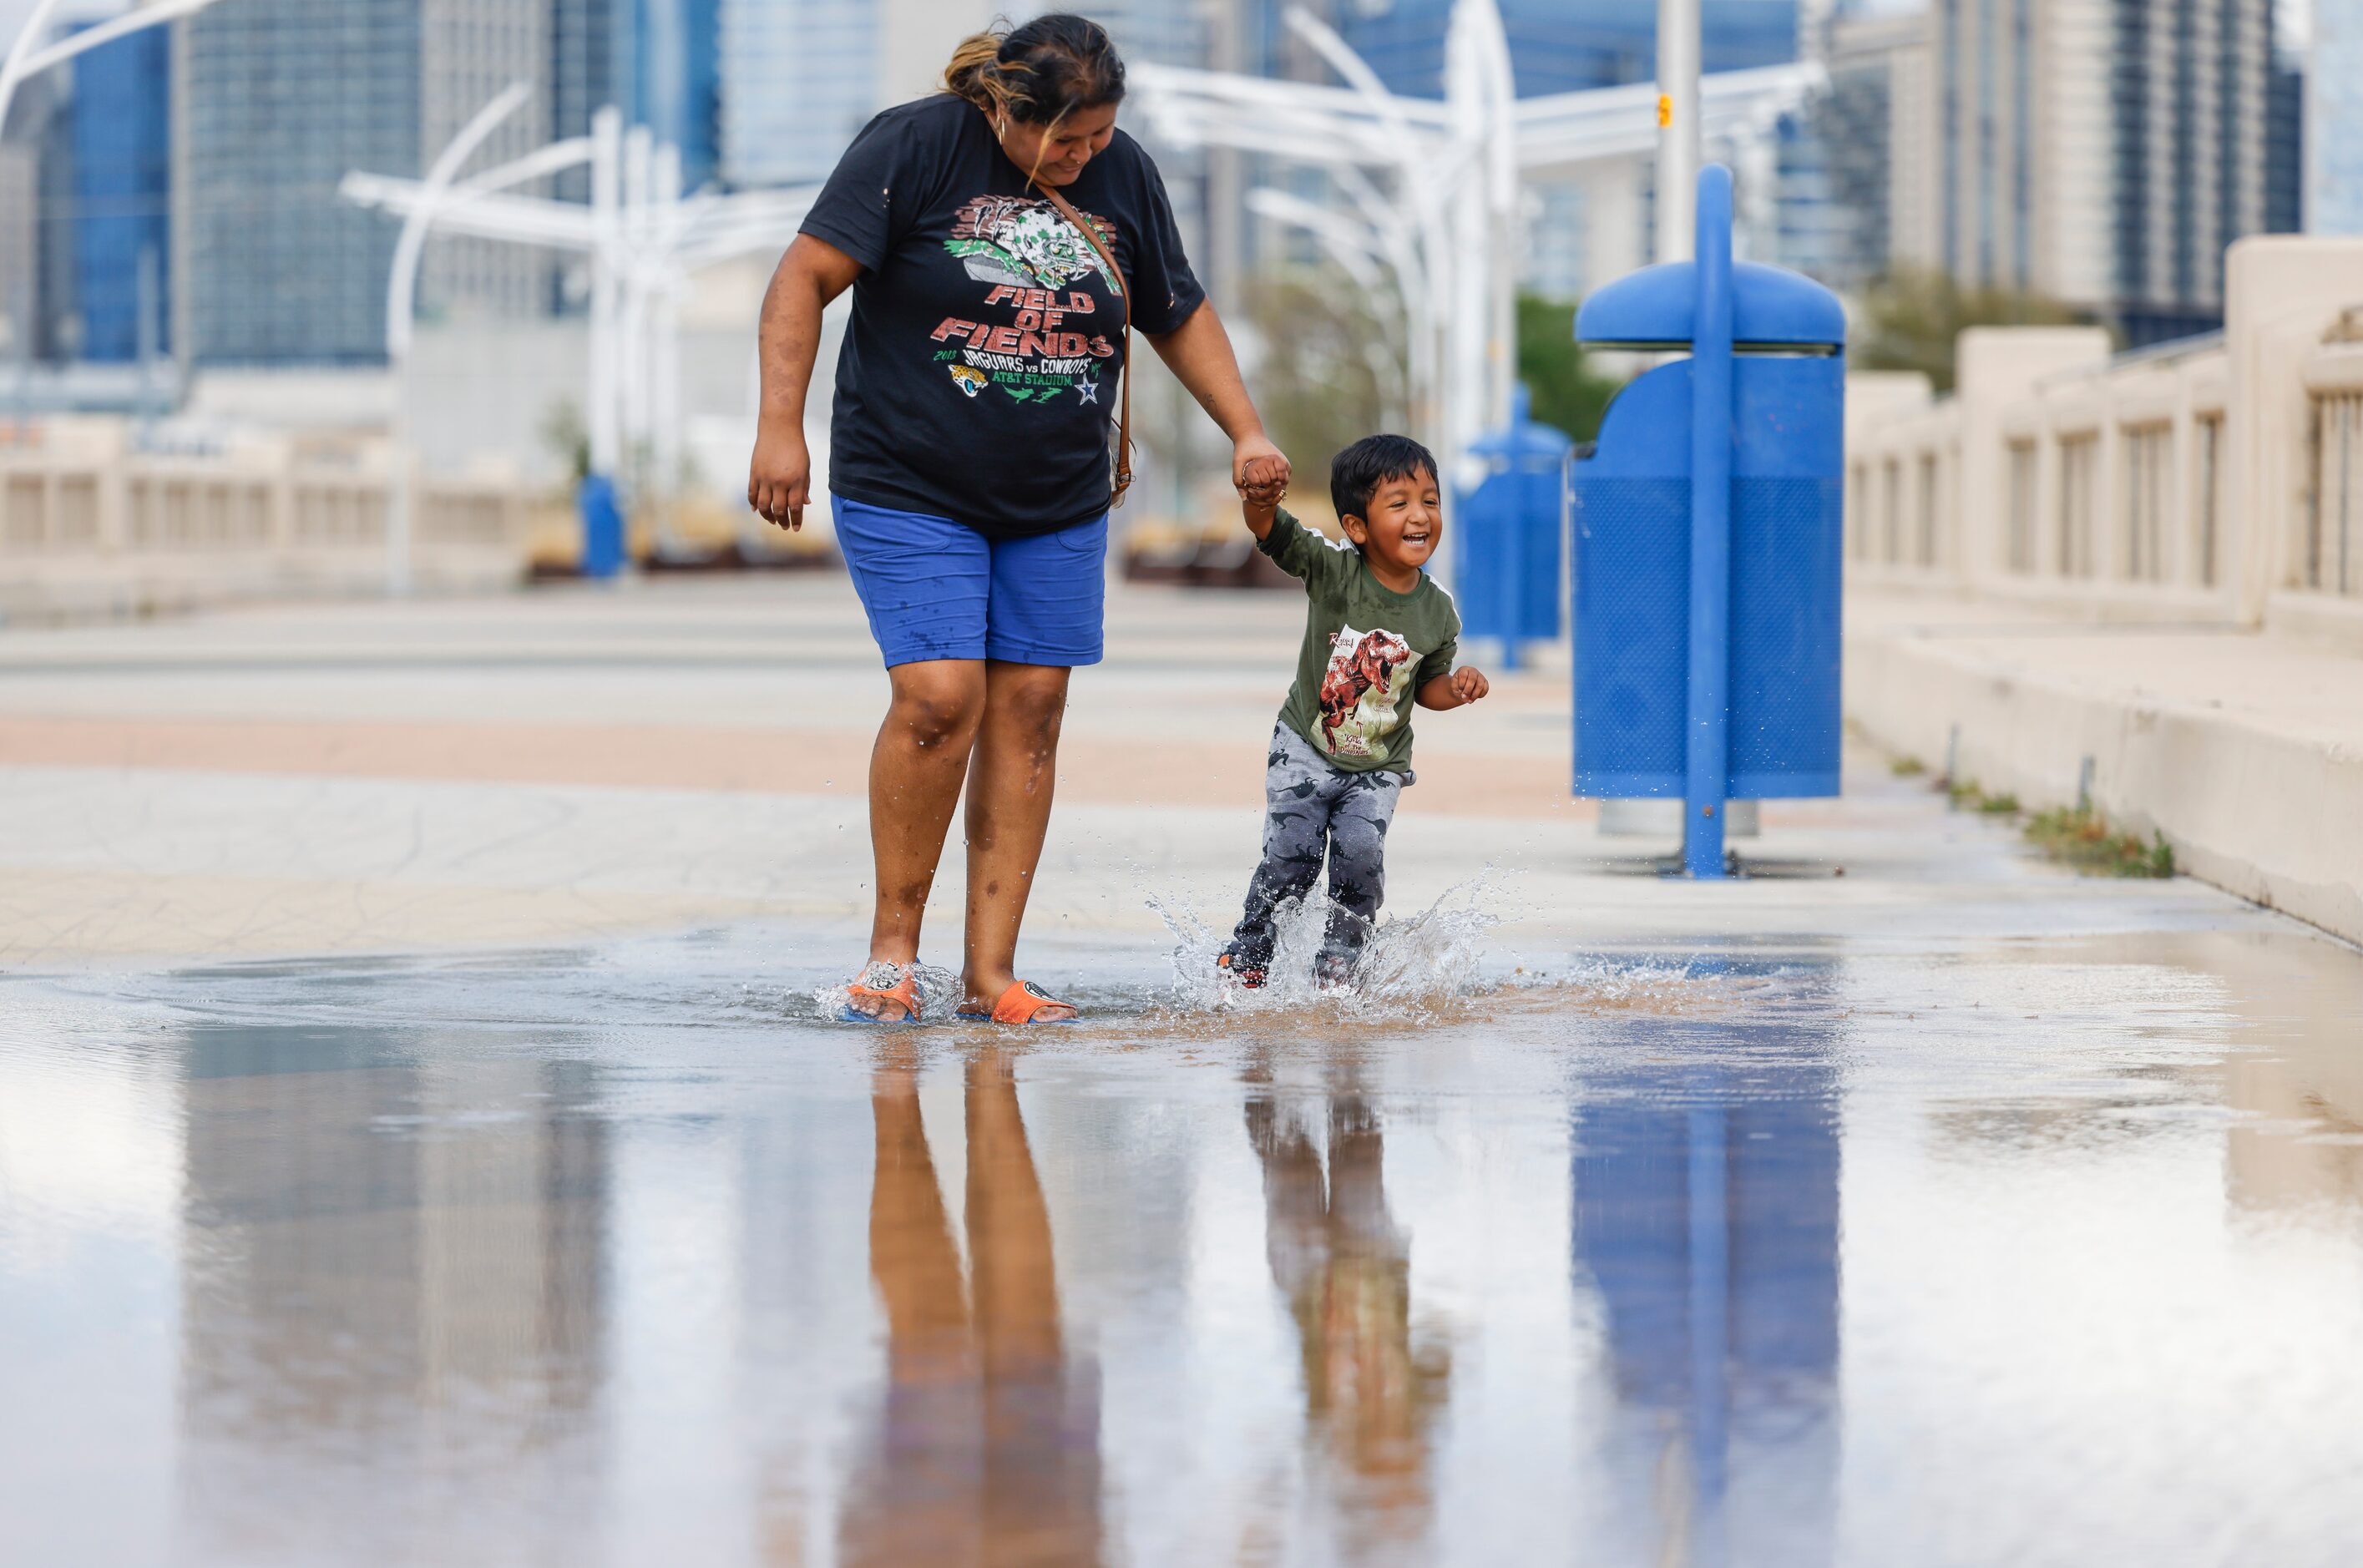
top-left (1456, 385), bottom-right (1573, 670)
top-left (577, 473), bottom-right (625, 580)
top-left (1570, 166), bottom-right (1846, 878)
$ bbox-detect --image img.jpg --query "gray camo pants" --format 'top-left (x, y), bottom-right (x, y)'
top-left (1227, 721), bottom-right (1409, 974)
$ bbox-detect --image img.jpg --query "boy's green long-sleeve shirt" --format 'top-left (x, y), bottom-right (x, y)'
top-left (1257, 508), bottom-right (1460, 775)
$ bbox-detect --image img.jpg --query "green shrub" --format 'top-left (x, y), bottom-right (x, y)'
top-left (2024, 807), bottom-right (2175, 878)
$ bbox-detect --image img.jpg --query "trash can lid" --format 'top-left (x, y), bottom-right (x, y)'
top-left (1576, 260), bottom-right (1845, 352)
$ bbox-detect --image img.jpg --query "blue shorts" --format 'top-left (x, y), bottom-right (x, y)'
top-left (832, 496), bottom-right (1107, 668)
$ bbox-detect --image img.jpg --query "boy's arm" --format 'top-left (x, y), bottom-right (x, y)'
top-left (1415, 666), bottom-right (1490, 709)
top-left (1241, 483), bottom-right (1283, 541)
top-left (1415, 632), bottom-right (1486, 709)
top-left (1238, 454), bottom-right (1288, 542)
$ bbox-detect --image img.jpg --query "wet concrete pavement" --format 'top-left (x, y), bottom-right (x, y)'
top-left (3, 580), bottom-right (2362, 1565)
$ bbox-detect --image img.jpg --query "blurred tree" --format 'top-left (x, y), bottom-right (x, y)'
top-left (1852, 267), bottom-right (2095, 393)
top-left (1242, 266), bottom-right (1404, 486)
top-left (1515, 293), bottom-right (1622, 443)
top-left (539, 397), bottom-right (591, 486)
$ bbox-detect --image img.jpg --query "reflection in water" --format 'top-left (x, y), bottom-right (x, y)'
top-left (13, 921), bottom-right (2363, 1564)
top-left (177, 1028), bottom-right (606, 1560)
top-left (1246, 1081), bottom-right (1451, 1561)
top-left (2171, 931), bottom-right (2363, 1215)
top-left (840, 1045), bottom-right (1101, 1567)
top-left (1573, 1016), bottom-right (1841, 1567)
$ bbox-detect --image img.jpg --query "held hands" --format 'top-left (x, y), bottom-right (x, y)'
top-left (1239, 469), bottom-right (1288, 520)
top-left (1232, 434), bottom-right (1290, 498)
top-left (1235, 438), bottom-right (1290, 539)
top-left (747, 418), bottom-right (810, 531)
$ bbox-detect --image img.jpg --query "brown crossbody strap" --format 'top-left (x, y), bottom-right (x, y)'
top-left (1033, 180), bottom-right (1133, 507)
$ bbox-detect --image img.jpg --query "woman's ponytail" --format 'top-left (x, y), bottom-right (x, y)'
top-left (942, 30), bottom-right (1007, 114)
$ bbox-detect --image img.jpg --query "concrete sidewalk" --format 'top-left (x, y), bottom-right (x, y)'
top-left (1845, 587), bottom-right (2363, 945)
top-left (0, 574), bottom-right (2273, 970)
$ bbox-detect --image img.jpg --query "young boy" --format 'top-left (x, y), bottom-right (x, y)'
top-left (1220, 434), bottom-right (1490, 989)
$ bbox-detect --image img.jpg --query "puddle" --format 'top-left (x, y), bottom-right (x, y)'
top-left (3, 922), bottom-right (2362, 1565)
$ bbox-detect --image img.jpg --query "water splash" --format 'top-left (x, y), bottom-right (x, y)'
top-left (804, 961), bottom-right (964, 1024)
top-left (1143, 879), bottom-right (1763, 1030)
top-left (1152, 879), bottom-right (1498, 1024)
top-left (782, 891), bottom-right (1739, 1032)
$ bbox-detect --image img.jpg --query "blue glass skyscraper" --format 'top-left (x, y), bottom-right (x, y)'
top-left (177, 0), bottom-right (423, 365)
top-left (557, 0), bottom-right (720, 191)
top-left (627, 0), bottom-right (720, 192)
top-left (2312, 0), bottom-right (2363, 235)
top-left (716, 0), bottom-right (879, 190)
top-left (71, 25), bottom-right (173, 362)
top-left (1338, 0), bottom-right (1799, 99)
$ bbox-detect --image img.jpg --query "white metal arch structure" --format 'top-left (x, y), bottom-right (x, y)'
top-left (378, 80), bottom-right (534, 593)
top-left (1128, 0), bottom-right (1820, 471)
top-left (342, 104), bottom-right (821, 550)
top-left (1, 0), bottom-right (223, 143)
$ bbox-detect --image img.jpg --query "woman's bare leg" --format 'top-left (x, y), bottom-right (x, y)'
top-left (857, 659), bottom-right (987, 1019)
top-left (960, 660), bottom-right (1075, 1020)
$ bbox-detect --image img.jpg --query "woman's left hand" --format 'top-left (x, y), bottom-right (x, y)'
top-left (1232, 432), bottom-right (1290, 496)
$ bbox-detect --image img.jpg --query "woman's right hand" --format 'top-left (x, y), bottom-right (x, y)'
top-left (747, 417), bottom-right (811, 531)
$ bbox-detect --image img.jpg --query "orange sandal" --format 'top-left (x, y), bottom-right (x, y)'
top-left (956, 979), bottom-right (1076, 1025)
top-left (842, 961), bottom-right (922, 1023)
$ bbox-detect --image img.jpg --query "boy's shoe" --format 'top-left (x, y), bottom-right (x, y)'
top-left (1313, 951), bottom-right (1356, 991)
top-left (1217, 949), bottom-right (1267, 989)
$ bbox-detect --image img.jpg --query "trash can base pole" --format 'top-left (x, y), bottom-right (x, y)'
top-left (1681, 167), bottom-right (1736, 880)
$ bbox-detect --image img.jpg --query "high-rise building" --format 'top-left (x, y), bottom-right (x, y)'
top-left (1309, 0), bottom-right (1799, 297)
top-left (1929, 0), bottom-right (2288, 344)
top-left (2265, 38), bottom-right (2302, 237)
top-left (0, 142), bottom-right (34, 361)
top-left (1795, 8), bottom-right (1936, 290)
top-left (175, 0), bottom-right (548, 367)
top-left (1337, 0), bottom-right (1799, 99)
top-left (31, 69), bottom-right (79, 360)
top-left (716, 0), bottom-right (880, 189)
top-left (417, 2), bottom-right (549, 325)
top-left (1092, 0), bottom-right (1210, 69)
top-left (716, 1), bottom-right (1022, 190)
top-left (545, 2), bottom-right (719, 321)
top-left (0, 64), bottom-right (73, 365)
top-left (551, 0), bottom-right (731, 193)
top-left (2310, 0), bottom-right (2362, 235)
top-left (175, 1), bottom-right (421, 366)
top-left (548, 0), bottom-right (615, 213)
top-left (626, 0), bottom-right (720, 190)
top-left (71, 24), bottom-right (173, 362)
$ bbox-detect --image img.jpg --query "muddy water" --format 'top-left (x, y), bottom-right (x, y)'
top-left (3, 913), bottom-right (2362, 1565)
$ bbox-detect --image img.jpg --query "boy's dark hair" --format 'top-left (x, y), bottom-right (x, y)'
top-left (1330, 433), bottom-right (1440, 527)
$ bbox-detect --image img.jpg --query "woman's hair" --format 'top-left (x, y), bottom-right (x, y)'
top-left (944, 13), bottom-right (1126, 127)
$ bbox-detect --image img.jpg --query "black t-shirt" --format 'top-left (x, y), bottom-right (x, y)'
top-left (800, 93), bottom-right (1204, 538)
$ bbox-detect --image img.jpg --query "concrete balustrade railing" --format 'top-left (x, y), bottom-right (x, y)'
top-left (0, 417), bottom-right (551, 621)
top-left (1844, 236), bottom-right (2363, 651)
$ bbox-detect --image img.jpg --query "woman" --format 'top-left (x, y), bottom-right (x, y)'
top-left (748, 14), bottom-right (1287, 1024)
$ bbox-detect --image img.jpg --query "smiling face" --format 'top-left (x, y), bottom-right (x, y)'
top-left (1340, 468), bottom-right (1445, 578)
top-left (995, 101), bottom-right (1120, 186)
